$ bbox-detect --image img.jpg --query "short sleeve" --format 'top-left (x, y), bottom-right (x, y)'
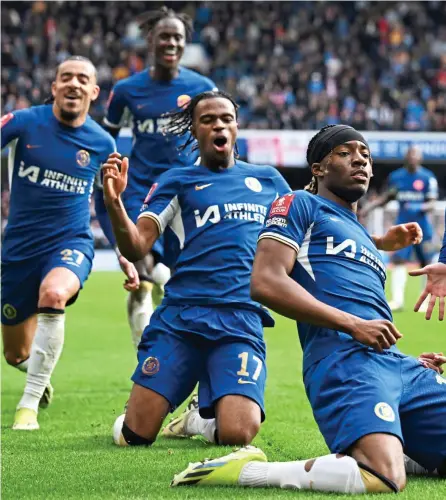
top-left (103, 84), bottom-right (128, 129)
top-left (1, 111), bottom-right (25, 148)
top-left (426, 174), bottom-right (438, 200)
top-left (258, 191), bottom-right (314, 254)
top-left (137, 171), bottom-right (180, 235)
top-left (100, 135), bottom-right (116, 163)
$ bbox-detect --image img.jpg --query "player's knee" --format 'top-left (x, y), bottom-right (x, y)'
top-left (4, 348), bottom-right (29, 367)
top-left (217, 419), bottom-right (260, 446)
top-left (38, 287), bottom-right (69, 309)
top-left (361, 461), bottom-right (406, 492)
top-left (112, 414), bottom-right (154, 447)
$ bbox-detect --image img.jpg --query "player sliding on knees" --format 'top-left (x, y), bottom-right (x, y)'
top-left (103, 90), bottom-right (291, 447)
top-left (101, 7), bottom-right (216, 351)
top-left (171, 125), bottom-right (446, 492)
top-left (1, 56), bottom-right (138, 431)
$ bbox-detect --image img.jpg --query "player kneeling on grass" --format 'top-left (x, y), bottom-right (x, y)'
top-left (171, 125), bottom-right (446, 492)
top-left (103, 90), bottom-right (291, 447)
top-left (1, 56), bottom-right (138, 431)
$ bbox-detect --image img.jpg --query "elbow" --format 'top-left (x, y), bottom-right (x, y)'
top-left (250, 272), bottom-right (271, 305)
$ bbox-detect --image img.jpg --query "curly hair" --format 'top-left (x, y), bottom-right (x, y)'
top-left (137, 6), bottom-right (194, 42)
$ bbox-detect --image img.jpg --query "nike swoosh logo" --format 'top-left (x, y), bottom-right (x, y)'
top-left (136, 103), bottom-right (149, 109)
top-left (238, 378), bottom-right (256, 385)
top-left (195, 183), bottom-right (213, 191)
top-left (26, 144), bottom-right (42, 149)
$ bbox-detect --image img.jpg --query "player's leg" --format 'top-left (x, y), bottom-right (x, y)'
top-left (389, 248), bottom-right (411, 311)
top-left (15, 249), bottom-right (91, 429)
top-left (173, 348), bottom-right (404, 492)
top-left (113, 306), bottom-right (206, 445)
top-left (399, 356), bottom-right (446, 475)
top-left (2, 317), bottom-right (36, 369)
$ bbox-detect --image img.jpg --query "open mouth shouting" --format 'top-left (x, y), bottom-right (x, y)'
top-left (213, 136), bottom-right (228, 153)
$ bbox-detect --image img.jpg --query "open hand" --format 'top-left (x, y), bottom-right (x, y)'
top-left (409, 263), bottom-right (446, 320)
top-left (418, 352), bottom-right (446, 374)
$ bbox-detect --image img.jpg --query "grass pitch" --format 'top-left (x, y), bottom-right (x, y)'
top-left (2, 271), bottom-right (445, 499)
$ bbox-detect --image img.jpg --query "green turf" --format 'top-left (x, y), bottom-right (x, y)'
top-left (2, 272), bottom-right (445, 499)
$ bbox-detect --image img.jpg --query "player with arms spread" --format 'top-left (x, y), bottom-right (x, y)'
top-left (362, 146), bottom-right (439, 312)
top-left (103, 90), bottom-right (290, 447)
top-left (0, 56), bottom-right (136, 431)
top-left (101, 7), bottom-right (216, 350)
top-left (172, 125), bottom-right (445, 492)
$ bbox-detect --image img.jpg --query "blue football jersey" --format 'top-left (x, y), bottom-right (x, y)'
top-left (388, 166), bottom-right (438, 239)
top-left (104, 67), bottom-right (216, 203)
top-left (1, 105), bottom-right (116, 262)
top-left (138, 160), bottom-right (290, 328)
top-left (259, 191), bottom-right (398, 370)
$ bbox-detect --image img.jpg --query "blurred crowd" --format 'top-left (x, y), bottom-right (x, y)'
top-left (2, 1), bottom-right (446, 131)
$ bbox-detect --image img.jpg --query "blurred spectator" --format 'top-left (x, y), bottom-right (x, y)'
top-left (1, 0), bottom-right (445, 131)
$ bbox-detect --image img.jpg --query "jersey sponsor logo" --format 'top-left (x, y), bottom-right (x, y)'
top-left (265, 216), bottom-right (287, 228)
top-left (136, 117), bottom-right (171, 134)
top-left (1, 112), bottom-right (14, 128)
top-left (269, 193), bottom-right (295, 217)
top-left (26, 144), bottom-right (42, 149)
top-left (144, 183), bottom-right (158, 203)
top-left (326, 237), bottom-right (357, 259)
top-left (141, 356), bottom-right (160, 376)
top-left (194, 205), bottom-right (221, 227)
top-left (177, 94), bottom-right (191, 108)
top-left (2, 304), bottom-right (17, 320)
top-left (245, 177), bottom-right (262, 193)
top-left (18, 164), bottom-right (40, 183)
top-left (374, 402), bottom-right (395, 422)
top-left (436, 374), bottom-right (446, 385)
top-left (76, 150), bottom-right (90, 167)
top-left (195, 183), bottom-right (213, 191)
top-left (413, 179), bottom-right (424, 191)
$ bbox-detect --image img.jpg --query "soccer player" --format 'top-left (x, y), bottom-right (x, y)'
top-left (409, 209), bottom-right (446, 320)
top-left (103, 7), bottom-right (216, 350)
top-left (361, 146), bottom-right (439, 311)
top-left (1, 56), bottom-right (129, 431)
top-left (103, 90), bottom-right (290, 447)
top-left (171, 125), bottom-right (446, 492)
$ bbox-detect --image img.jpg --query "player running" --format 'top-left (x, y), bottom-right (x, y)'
top-left (410, 209), bottom-right (446, 320)
top-left (361, 146), bottom-right (439, 312)
top-left (172, 125), bottom-right (446, 492)
top-left (102, 7), bottom-right (216, 350)
top-left (103, 90), bottom-right (290, 447)
top-left (0, 56), bottom-right (137, 431)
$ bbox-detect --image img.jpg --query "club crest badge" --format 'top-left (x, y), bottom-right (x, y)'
top-left (142, 356), bottom-right (160, 376)
top-left (76, 150), bottom-right (90, 167)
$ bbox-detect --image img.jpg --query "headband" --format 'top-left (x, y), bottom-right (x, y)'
top-left (308, 125), bottom-right (369, 165)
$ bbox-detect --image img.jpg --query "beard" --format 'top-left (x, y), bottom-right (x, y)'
top-left (59, 107), bottom-right (80, 122)
top-left (330, 183), bottom-right (367, 203)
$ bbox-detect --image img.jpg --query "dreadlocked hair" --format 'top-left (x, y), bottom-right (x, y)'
top-left (162, 90), bottom-right (240, 155)
top-left (304, 124), bottom-right (338, 194)
top-left (137, 6), bottom-right (193, 42)
top-left (44, 55), bottom-right (96, 104)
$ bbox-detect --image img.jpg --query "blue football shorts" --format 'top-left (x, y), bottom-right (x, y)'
top-left (304, 346), bottom-right (446, 471)
top-left (132, 305), bottom-right (267, 420)
top-left (1, 243), bottom-right (92, 325)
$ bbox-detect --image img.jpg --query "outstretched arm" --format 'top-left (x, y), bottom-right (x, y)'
top-left (360, 190), bottom-right (395, 218)
top-left (251, 238), bottom-right (402, 352)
